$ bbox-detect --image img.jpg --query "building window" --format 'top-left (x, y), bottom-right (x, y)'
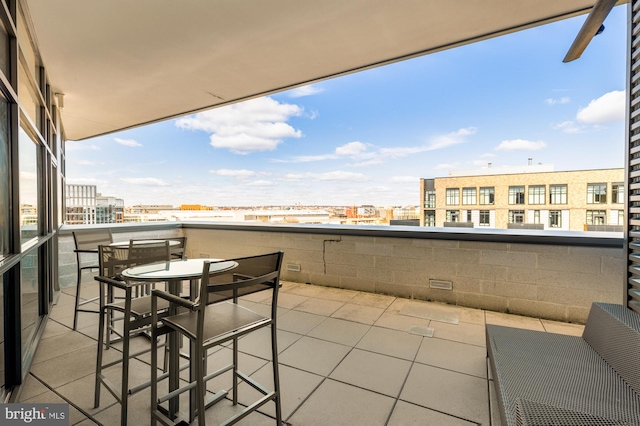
top-left (466, 210), bottom-right (472, 222)
top-left (462, 188), bottom-right (476, 205)
top-left (479, 187), bottom-right (494, 205)
top-left (424, 211), bottom-right (435, 227)
top-left (549, 210), bottom-right (561, 228)
top-left (508, 186), bottom-right (525, 205)
top-left (446, 188), bottom-right (459, 205)
top-left (446, 210), bottom-right (459, 222)
top-left (424, 190), bottom-right (435, 208)
top-left (612, 183), bottom-right (624, 204)
top-left (19, 127), bottom-right (40, 245)
top-left (479, 210), bottom-right (490, 226)
top-left (549, 184), bottom-right (567, 204)
top-left (0, 95), bottom-right (8, 257)
top-left (528, 185), bottom-right (545, 205)
top-left (587, 183), bottom-right (607, 204)
top-left (619, 210), bottom-right (624, 226)
top-left (586, 210), bottom-right (606, 225)
top-left (533, 210), bottom-right (541, 224)
top-left (508, 210), bottom-right (525, 223)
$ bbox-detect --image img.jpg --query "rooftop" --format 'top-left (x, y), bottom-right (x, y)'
top-left (21, 278), bottom-right (584, 425)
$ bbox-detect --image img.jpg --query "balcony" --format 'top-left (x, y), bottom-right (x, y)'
top-left (20, 272), bottom-right (584, 425)
top-left (12, 222), bottom-right (620, 424)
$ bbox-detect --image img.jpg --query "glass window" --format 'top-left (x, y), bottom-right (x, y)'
top-left (586, 210), bottom-right (606, 225)
top-left (424, 211), bottom-right (435, 227)
top-left (19, 127), bottom-right (40, 245)
top-left (508, 210), bottom-right (525, 223)
top-left (462, 188), bottom-right (476, 205)
top-left (466, 210), bottom-right (472, 222)
top-left (549, 184), bottom-right (567, 204)
top-left (19, 62), bottom-right (40, 129)
top-left (21, 250), bottom-right (40, 360)
top-left (479, 210), bottom-right (490, 226)
top-left (587, 183), bottom-right (607, 204)
top-left (508, 186), bottom-right (525, 205)
top-left (549, 210), bottom-right (562, 228)
top-left (446, 210), bottom-right (459, 222)
top-left (424, 190), bottom-right (435, 208)
top-left (612, 183), bottom-right (624, 204)
top-left (479, 187), bottom-right (494, 205)
top-left (528, 185), bottom-right (545, 204)
top-left (446, 188), bottom-right (459, 205)
top-left (619, 210), bottom-right (624, 226)
top-left (0, 95), bottom-right (8, 257)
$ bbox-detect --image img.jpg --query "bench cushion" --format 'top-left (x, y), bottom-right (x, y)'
top-left (582, 303), bottom-right (640, 395)
top-left (487, 324), bottom-right (640, 426)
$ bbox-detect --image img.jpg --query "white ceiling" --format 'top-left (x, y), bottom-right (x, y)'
top-left (23, 0), bottom-right (624, 141)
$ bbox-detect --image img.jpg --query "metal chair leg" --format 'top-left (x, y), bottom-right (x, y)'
top-left (271, 322), bottom-right (282, 425)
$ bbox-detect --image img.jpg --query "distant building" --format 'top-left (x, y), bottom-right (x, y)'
top-left (65, 184), bottom-right (97, 225)
top-left (420, 167), bottom-right (624, 232)
top-left (96, 194), bottom-right (124, 223)
top-left (127, 204), bottom-right (175, 214)
top-left (65, 184), bottom-right (124, 224)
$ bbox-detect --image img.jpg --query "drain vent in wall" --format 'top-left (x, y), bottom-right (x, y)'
top-left (429, 279), bottom-right (453, 290)
top-left (286, 263), bottom-right (301, 272)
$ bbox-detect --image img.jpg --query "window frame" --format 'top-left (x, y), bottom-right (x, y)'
top-left (479, 187), bottom-right (494, 205)
top-left (462, 187), bottom-right (477, 205)
top-left (587, 183), bottom-right (607, 204)
top-left (549, 184), bottom-right (567, 205)
top-left (508, 186), bottom-right (525, 205)
top-left (445, 188), bottom-right (460, 206)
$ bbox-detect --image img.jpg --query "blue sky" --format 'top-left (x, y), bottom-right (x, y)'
top-left (67, 5), bottom-right (627, 207)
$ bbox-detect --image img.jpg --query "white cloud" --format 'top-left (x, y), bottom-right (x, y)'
top-left (480, 153), bottom-right (496, 158)
top-left (495, 139), bottom-right (546, 151)
top-left (313, 171), bottom-right (371, 182)
top-left (210, 169), bottom-right (257, 179)
top-left (552, 120), bottom-right (582, 134)
top-left (426, 127), bottom-right (477, 151)
top-left (175, 97), bottom-right (303, 154)
top-left (577, 90), bottom-right (625, 124)
top-left (115, 138), bottom-right (142, 147)
top-left (245, 180), bottom-right (276, 186)
top-left (64, 143), bottom-right (101, 152)
top-left (119, 177), bottom-right (169, 186)
top-left (66, 177), bottom-right (108, 186)
top-left (279, 171), bottom-right (371, 182)
top-left (289, 84), bottom-right (324, 98)
top-left (273, 127), bottom-right (476, 167)
top-left (435, 163), bottom-right (459, 170)
top-left (273, 141), bottom-right (371, 163)
top-left (545, 97), bottom-right (570, 105)
top-left (389, 176), bottom-right (418, 183)
top-left (335, 141), bottom-right (368, 156)
top-left (281, 173), bottom-right (304, 181)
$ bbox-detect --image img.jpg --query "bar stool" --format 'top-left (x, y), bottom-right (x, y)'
top-left (72, 229), bottom-right (113, 330)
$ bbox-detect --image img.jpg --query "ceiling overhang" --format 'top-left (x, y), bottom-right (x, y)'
top-left (24, 0), bottom-right (627, 141)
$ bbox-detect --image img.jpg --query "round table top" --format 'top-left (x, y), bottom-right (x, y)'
top-left (109, 239), bottom-right (180, 247)
top-left (121, 258), bottom-right (237, 281)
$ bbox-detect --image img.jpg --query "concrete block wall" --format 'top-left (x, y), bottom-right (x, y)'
top-left (185, 227), bottom-right (624, 323)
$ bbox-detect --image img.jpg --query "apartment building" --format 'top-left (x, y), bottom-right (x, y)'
top-left (65, 184), bottom-right (124, 224)
top-left (420, 167), bottom-right (624, 231)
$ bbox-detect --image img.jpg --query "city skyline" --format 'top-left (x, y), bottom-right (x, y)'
top-left (66, 6), bottom-right (627, 207)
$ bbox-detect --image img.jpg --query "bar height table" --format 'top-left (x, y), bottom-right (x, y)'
top-left (121, 258), bottom-right (238, 421)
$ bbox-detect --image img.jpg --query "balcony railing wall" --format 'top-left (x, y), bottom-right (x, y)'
top-left (58, 222), bottom-right (624, 323)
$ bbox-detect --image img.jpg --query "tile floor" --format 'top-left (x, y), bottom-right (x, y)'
top-left (18, 280), bottom-right (585, 425)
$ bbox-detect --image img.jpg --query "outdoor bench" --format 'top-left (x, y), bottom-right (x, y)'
top-left (486, 302), bottom-right (640, 425)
